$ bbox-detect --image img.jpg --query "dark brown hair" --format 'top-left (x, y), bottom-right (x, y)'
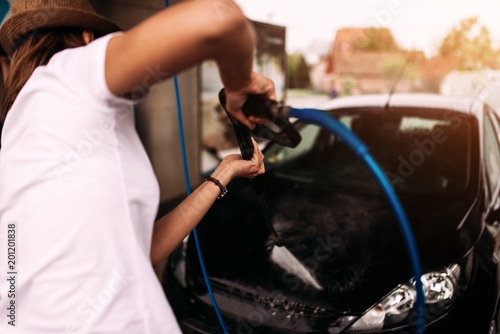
top-left (1, 28), bottom-right (87, 121)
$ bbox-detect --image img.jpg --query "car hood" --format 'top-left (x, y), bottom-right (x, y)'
top-left (191, 174), bottom-right (480, 313)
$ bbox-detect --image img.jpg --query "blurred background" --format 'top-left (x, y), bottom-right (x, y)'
top-left (237, 0), bottom-right (500, 100)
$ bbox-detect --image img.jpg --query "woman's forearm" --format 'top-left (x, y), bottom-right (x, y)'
top-left (150, 140), bottom-right (265, 265)
top-left (214, 17), bottom-right (255, 92)
top-left (150, 169), bottom-right (230, 266)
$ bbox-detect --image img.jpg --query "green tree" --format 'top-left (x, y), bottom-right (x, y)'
top-left (353, 27), bottom-right (400, 52)
top-left (438, 17), bottom-right (495, 70)
top-left (288, 53), bottom-right (310, 89)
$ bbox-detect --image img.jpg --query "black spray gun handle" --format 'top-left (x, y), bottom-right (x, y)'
top-left (218, 89), bottom-right (254, 160)
top-left (218, 89), bottom-right (288, 247)
top-left (218, 89), bottom-right (302, 160)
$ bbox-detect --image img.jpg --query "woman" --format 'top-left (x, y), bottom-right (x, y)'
top-left (0, 0), bottom-right (273, 333)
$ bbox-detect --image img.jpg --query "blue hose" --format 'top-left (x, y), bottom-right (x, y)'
top-left (174, 85), bottom-right (229, 334)
top-left (165, 1), bottom-right (229, 333)
top-left (288, 108), bottom-right (426, 334)
top-left (172, 56), bottom-right (230, 334)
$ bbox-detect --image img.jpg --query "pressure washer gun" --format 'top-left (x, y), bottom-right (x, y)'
top-left (218, 89), bottom-right (302, 160)
top-left (218, 89), bottom-right (302, 247)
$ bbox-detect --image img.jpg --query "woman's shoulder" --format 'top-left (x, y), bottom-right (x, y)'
top-left (33, 32), bottom-right (132, 108)
top-left (48, 32), bottom-right (122, 68)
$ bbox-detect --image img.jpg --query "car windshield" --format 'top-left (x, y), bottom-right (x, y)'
top-left (264, 107), bottom-right (477, 195)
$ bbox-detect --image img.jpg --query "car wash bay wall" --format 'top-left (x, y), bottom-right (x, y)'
top-left (89, 0), bottom-right (201, 203)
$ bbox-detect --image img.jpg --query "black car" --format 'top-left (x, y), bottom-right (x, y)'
top-left (163, 93), bottom-right (500, 334)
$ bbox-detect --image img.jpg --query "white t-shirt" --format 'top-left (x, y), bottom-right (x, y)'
top-left (0, 33), bottom-right (181, 333)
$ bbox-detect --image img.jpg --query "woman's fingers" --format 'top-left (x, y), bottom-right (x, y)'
top-left (228, 108), bottom-right (256, 129)
top-left (219, 138), bottom-right (265, 180)
top-left (257, 161), bottom-right (265, 175)
top-left (250, 138), bottom-right (265, 176)
top-left (225, 72), bottom-right (276, 129)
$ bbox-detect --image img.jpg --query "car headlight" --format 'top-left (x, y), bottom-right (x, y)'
top-left (344, 264), bottom-right (461, 332)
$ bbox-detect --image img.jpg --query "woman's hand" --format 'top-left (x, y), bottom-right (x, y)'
top-left (210, 138), bottom-right (265, 186)
top-left (150, 138), bottom-right (265, 264)
top-left (224, 72), bottom-right (276, 129)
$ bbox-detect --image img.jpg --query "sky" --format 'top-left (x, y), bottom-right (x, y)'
top-left (236, 0), bottom-right (500, 63)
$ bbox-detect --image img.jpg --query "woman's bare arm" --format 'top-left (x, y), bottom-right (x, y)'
top-left (105, 0), bottom-right (272, 128)
top-left (150, 139), bottom-right (265, 265)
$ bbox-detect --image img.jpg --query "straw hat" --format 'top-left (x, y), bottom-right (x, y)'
top-left (0, 0), bottom-right (121, 56)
